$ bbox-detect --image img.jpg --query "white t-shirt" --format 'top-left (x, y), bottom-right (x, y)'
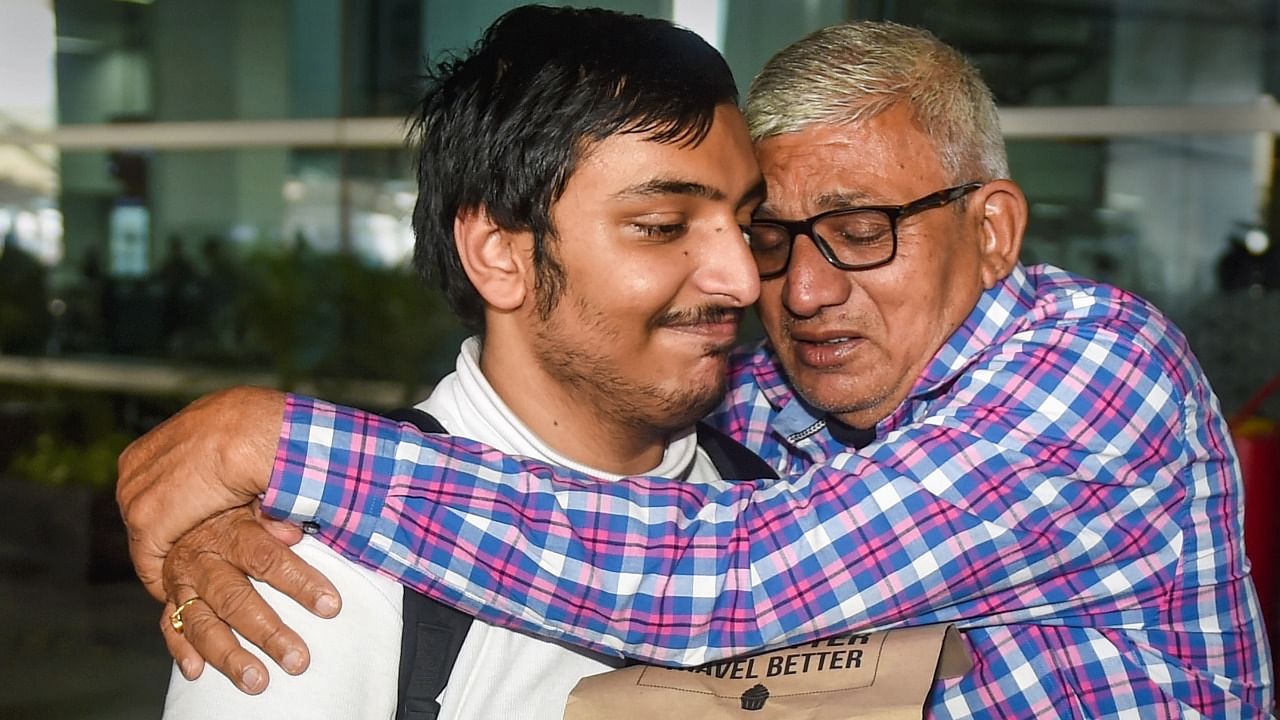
top-left (162, 337), bottom-right (724, 719)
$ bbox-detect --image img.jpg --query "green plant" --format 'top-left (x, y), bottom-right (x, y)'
top-left (237, 245), bottom-right (465, 398)
top-left (10, 431), bottom-right (132, 490)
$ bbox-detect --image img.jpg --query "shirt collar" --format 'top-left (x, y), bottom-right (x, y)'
top-left (913, 263), bottom-right (1036, 393)
top-left (741, 341), bottom-right (824, 437)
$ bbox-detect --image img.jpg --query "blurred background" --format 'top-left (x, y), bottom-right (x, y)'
top-left (1, 0), bottom-right (1278, 717)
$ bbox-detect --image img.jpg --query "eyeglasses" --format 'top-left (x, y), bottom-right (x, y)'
top-left (745, 182), bottom-right (983, 279)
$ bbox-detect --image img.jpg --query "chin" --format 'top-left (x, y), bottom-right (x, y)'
top-left (790, 372), bottom-right (885, 417)
top-left (651, 377), bottom-right (727, 429)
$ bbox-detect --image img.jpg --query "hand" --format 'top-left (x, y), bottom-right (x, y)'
top-left (117, 386), bottom-right (287, 601)
top-left (161, 505), bottom-right (342, 694)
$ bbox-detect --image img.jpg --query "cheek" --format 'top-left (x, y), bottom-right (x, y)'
top-left (586, 257), bottom-right (697, 333)
top-left (871, 263), bottom-right (973, 365)
top-left (573, 247), bottom-right (658, 299)
top-left (858, 262), bottom-right (939, 349)
top-left (881, 297), bottom-right (934, 358)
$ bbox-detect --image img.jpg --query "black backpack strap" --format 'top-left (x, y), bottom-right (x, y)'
top-left (396, 588), bottom-right (475, 720)
top-left (385, 406), bottom-right (448, 434)
top-left (386, 407), bottom-right (475, 720)
top-left (694, 421), bottom-right (779, 481)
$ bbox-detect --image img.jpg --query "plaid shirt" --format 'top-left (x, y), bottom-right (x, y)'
top-left (265, 264), bottom-right (1273, 718)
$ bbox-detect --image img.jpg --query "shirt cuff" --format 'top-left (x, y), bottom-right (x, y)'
top-left (262, 393), bottom-right (400, 557)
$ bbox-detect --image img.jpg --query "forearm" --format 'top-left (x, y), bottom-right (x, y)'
top-left (263, 395), bottom-right (1185, 665)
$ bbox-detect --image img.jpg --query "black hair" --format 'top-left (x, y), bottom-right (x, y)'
top-left (409, 4), bottom-right (739, 330)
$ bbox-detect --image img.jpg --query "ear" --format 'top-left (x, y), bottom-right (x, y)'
top-left (972, 179), bottom-right (1027, 289)
top-left (454, 208), bottom-right (531, 312)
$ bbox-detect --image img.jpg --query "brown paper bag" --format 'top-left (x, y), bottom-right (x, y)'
top-left (565, 624), bottom-right (970, 720)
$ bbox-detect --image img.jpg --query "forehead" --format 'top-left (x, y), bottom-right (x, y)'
top-left (566, 105), bottom-right (759, 197)
top-left (753, 106), bottom-right (947, 216)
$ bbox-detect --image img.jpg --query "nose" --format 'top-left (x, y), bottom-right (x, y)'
top-left (781, 233), bottom-right (853, 317)
top-left (693, 222), bottom-right (760, 308)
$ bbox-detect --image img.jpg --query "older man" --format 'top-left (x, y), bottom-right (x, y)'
top-left (119, 20), bottom-right (1273, 718)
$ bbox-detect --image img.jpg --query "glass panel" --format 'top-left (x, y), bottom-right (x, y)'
top-left (11, 136), bottom-right (1260, 402)
top-left (32, 0), bottom-right (1275, 130)
top-left (1009, 133), bottom-right (1276, 412)
top-left (843, 0), bottom-right (1269, 108)
top-left (43, 0), bottom-right (691, 125)
top-left (3, 146), bottom-right (466, 388)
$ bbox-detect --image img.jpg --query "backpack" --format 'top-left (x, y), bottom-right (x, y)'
top-left (387, 406), bottom-right (779, 720)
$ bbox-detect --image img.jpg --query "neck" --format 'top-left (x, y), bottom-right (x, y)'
top-left (825, 415), bottom-right (876, 449)
top-left (478, 331), bottom-right (668, 475)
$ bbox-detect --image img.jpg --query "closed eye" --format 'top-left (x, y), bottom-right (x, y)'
top-left (828, 228), bottom-right (890, 245)
top-left (632, 222), bottom-right (688, 240)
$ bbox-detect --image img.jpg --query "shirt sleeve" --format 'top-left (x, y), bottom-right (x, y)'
top-left (262, 322), bottom-right (1190, 666)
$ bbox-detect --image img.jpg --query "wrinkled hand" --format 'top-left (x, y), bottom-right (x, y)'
top-left (160, 505), bottom-right (341, 694)
top-left (117, 386), bottom-right (288, 601)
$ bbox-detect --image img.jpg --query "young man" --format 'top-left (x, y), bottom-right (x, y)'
top-left (122, 19), bottom-right (1273, 719)
top-left (157, 6), bottom-right (767, 718)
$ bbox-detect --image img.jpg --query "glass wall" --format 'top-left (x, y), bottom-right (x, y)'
top-left (3, 2), bottom-right (1274, 401)
top-left (1, 1), bottom-right (1278, 713)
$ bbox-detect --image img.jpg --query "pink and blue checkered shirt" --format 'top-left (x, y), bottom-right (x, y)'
top-left (265, 264), bottom-right (1273, 718)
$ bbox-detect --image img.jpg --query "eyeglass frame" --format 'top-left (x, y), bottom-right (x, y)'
top-left (747, 182), bottom-right (985, 279)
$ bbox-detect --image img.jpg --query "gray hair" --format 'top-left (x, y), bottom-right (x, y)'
top-left (745, 21), bottom-right (1008, 182)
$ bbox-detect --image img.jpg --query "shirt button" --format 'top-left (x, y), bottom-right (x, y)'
top-left (301, 521), bottom-right (321, 535)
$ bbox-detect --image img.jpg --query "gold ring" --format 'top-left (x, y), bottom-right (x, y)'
top-left (169, 596), bottom-right (201, 634)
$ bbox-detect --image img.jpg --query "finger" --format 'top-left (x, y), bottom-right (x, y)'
top-left (185, 550), bottom-right (314, 676)
top-left (169, 590), bottom-right (271, 695)
top-left (164, 510), bottom-right (329, 675)
top-left (252, 503), bottom-right (304, 546)
top-left (226, 513), bottom-right (341, 618)
top-left (160, 601), bottom-right (207, 681)
top-left (118, 433), bottom-right (175, 600)
top-left (127, 522), bottom-right (174, 602)
top-left (165, 504), bottom-right (345, 666)
top-left (196, 508), bottom-right (340, 618)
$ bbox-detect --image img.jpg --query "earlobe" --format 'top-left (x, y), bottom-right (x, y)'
top-left (454, 209), bottom-right (530, 312)
top-left (974, 179), bottom-right (1028, 289)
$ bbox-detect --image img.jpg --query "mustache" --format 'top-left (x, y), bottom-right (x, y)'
top-left (652, 305), bottom-right (745, 329)
top-left (781, 309), bottom-right (866, 334)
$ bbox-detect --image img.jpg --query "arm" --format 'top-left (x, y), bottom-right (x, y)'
top-left (265, 323), bottom-right (1192, 665)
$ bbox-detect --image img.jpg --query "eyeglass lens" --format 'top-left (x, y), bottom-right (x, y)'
top-left (748, 209), bottom-right (895, 276)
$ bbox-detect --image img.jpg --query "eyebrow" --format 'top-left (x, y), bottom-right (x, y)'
top-left (613, 177), bottom-right (769, 213)
top-left (815, 190), bottom-right (876, 210)
top-left (755, 189), bottom-right (876, 219)
top-left (612, 178), bottom-right (726, 202)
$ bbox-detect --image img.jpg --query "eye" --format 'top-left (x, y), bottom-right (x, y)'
top-left (632, 222), bottom-right (688, 241)
top-left (831, 228), bottom-right (889, 246)
top-left (820, 212), bottom-right (892, 247)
